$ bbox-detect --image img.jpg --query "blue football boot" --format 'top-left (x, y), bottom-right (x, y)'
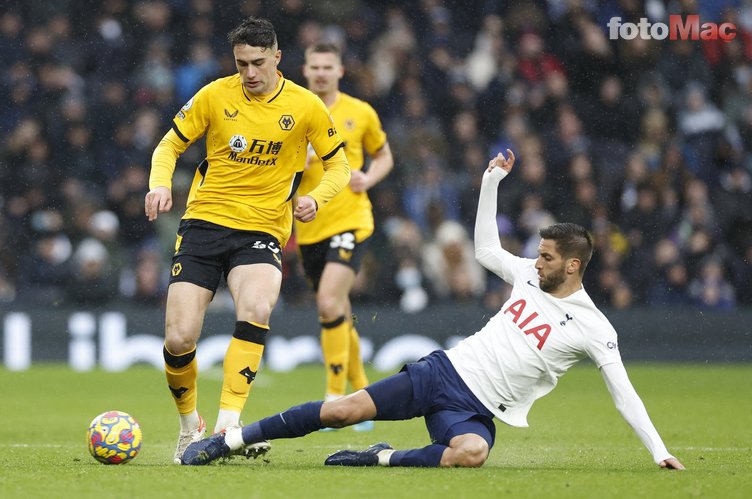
top-left (181, 432), bottom-right (231, 465)
top-left (324, 442), bottom-right (393, 466)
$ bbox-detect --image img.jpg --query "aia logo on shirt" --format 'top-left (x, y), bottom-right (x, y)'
top-left (504, 298), bottom-right (552, 350)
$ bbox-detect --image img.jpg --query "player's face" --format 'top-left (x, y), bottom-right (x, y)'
top-left (303, 51), bottom-right (344, 96)
top-left (535, 239), bottom-right (568, 294)
top-left (234, 43), bottom-right (281, 96)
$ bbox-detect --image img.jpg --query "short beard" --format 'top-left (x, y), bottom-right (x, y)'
top-left (539, 266), bottom-right (567, 293)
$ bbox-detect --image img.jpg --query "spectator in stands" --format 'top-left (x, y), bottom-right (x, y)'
top-left (646, 239), bottom-right (691, 307)
top-left (610, 281), bottom-right (634, 310)
top-left (689, 257), bottom-right (736, 310)
top-left (659, 40), bottom-right (713, 95)
top-left (422, 220), bottom-right (485, 302)
top-left (120, 244), bottom-right (167, 306)
top-left (0, 11), bottom-right (24, 67)
top-left (16, 226), bottom-right (71, 305)
top-left (557, 178), bottom-right (600, 230)
top-left (544, 104), bottom-right (590, 176)
top-left (677, 83), bottom-right (727, 184)
top-left (676, 179), bottom-right (718, 273)
top-left (174, 41), bottom-right (220, 103)
top-left (589, 75), bottom-right (641, 144)
top-left (384, 218), bottom-right (428, 313)
top-left (402, 157), bottom-right (460, 235)
top-left (515, 31), bottom-right (564, 86)
top-left (67, 238), bottom-right (117, 306)
top-left (495, 153), bottom-right (554, 217)
top-left (712, 166), bottom-right (752, 253)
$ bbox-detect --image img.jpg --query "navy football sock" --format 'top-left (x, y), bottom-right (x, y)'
top-left (242, 401), bottom-right (324, 444)
top-left (389, 444), bottom-right (446, 467)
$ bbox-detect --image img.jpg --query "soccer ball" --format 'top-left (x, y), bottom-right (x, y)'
top-left (87, 410), bottom-right (142, 464)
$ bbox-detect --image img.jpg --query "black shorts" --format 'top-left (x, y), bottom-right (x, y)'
top-left (169, 219), bottom-right (282, 292)
top-left (298, 231), bottom-right (371, 291)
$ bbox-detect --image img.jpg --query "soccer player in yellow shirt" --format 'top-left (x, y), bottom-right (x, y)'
top-left (297, 43), bottom-right (393, 427)
top-left (144, 18), bottom-right (350, 464)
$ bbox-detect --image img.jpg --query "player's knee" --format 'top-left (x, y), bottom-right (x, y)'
top-left (164, 337), bottom-right (195, 355)
top-left (321, 398), bottom-right (364, 428)
top-left (316, 293), bottom-right (341, 319)
top-left (458, 446), bottom-right (488, 468)
top-left (448, 437), bottom-right (489, 468)
top-left (245, 301), bottom-right (274, 323)
top-left (321, 402), bottom-right (352, 428)
top-left (164, 324), bottom-right (197, 354)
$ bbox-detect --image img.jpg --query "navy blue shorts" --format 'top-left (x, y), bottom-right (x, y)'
top-left (365, 350), bottom-right (496, 448)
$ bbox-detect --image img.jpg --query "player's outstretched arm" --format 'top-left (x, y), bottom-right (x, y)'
top-left (474, 150), bottom-right (516, 276)
top-left (600, 363), bottom-right (685, 470)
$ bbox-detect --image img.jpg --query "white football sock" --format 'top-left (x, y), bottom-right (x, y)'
top-left (214, 409), bottom-right (241, 433)
top-left (224, 426), bottom-right (245, 451)
top-left (377, 449), bottom-right (394, 466)
top-left (179, 411), bottom-right (200, 432)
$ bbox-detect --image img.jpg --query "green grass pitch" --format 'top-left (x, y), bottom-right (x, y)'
top-left (1, 363), bottom-right (750, 498)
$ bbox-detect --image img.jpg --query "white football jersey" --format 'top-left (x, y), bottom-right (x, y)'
top-left (445, 167), bottom-right (622, 427)
top-left (445, 253), bottom-right (622, 427)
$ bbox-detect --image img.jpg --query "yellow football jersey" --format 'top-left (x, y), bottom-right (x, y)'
top-left (295, 92), bottom-right (387, 244)
top-left (149, 72), bottom-right (349, 247)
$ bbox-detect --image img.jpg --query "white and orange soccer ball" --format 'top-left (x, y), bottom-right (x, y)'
top-left (87, 410), bottom-right (142, 464)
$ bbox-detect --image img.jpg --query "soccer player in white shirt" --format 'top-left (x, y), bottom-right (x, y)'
top-left (181, 150), bottom-right (685, 471)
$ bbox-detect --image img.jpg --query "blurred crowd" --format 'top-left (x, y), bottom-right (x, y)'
top-left (1, 0), bottom-right (751, 313)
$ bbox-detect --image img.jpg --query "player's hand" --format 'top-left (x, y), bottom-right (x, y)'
top-left (349, 169), bottom-right (370, 193)
top-left (145, 186), bottom-right (172, 221)
top-left (659, 457), bottom-right (685, 470)
top-left (294, 195), bottom-right (318, 222)
top-left (487, 149), bottom-right (515, 173)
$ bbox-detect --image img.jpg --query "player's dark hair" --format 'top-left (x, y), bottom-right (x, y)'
top-left (227, 17), bottom-right (277, 49)
top-left (539, 223), bottom-right (593, 275)
top-left (305, 42), bottom-right (342, 59)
